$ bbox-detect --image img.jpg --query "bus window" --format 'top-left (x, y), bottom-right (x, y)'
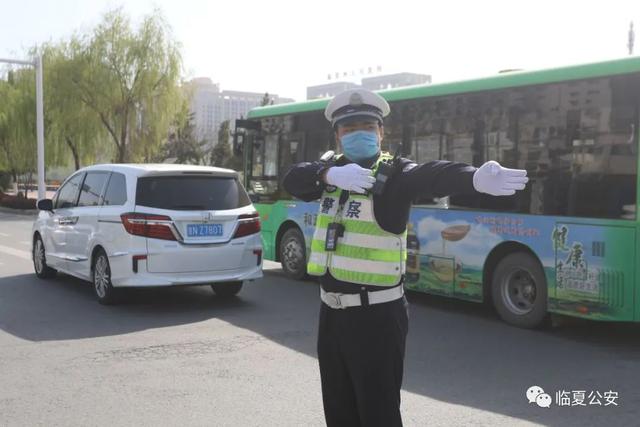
top-left (264, 134), bottom-right (279, 177)
top-left (251, 137), bottom-right (264, 177)
top-left (286, 140), bottom-right (300, 165)
top-left (410, 91), bottom-right (513, 210)
top-left (413, 136), bottom-right (442, 164)
top-left (248, 133), bottom-right (279, 199)
top-left (516, 75), bottom-right (639, 219)
top-left (301, 113), bottom-right (333, 161)
top-left (280, 135), bottom-right (303, 181)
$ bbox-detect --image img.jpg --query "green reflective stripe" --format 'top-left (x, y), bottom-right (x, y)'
top-left (340, 219), bottom-right (389, 236)
top-left (311, 239), bottom-right (400, 263)
top-left (316, 216), bottom-right (390, 236)
top-left (310, 239), bottom-right (327, 254)
top-left (316, 215), bottom-right (335, 230)
top-left (307, 262), bottom-right (326, 276)
top-left (336, 244), bottom-right (400, 263)
top-left (329, 267), bottom-right (400, 286)
top-left (314, 229), bottom-right (403, 251)
top-left (307, 252), bottom-right (328, 276)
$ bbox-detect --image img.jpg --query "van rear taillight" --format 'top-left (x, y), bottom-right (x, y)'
top-left (233, 212), bottom-right (261, 238)
top-left (120, 213), bottom-right (177, 241)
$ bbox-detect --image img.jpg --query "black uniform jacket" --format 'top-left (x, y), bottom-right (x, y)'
top-left (282, 154), bottom-right (478, 293)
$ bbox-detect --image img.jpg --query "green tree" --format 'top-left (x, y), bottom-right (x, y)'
top-left (0, 78), bottom-right (15, 181)
top-left (224, 147), bottom-right (244, 171)
top-left (41, 41), bottom-right (107, 170)
top-left (162, 101), bottom-right (204, 164)
top-left (261, 92), bottom-right (273, 106)
top-left (70, 8), bottom-right (183, 163)
top-left (224, 120), bottom-right (244, 171)
top-left (0, 69), bottom-right (37, 193)
top-left (210, 120), bottom-right (231, 167)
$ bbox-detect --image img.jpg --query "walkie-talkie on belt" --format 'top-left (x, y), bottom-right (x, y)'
top-left (370, 146), bottom-right (402, 196)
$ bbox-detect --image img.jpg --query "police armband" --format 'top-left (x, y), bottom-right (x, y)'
top-left (370, 147), bottom-right (402, 196)
top-left (370, 160), bottom-right (395, 195)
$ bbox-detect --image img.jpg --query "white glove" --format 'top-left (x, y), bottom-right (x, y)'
top-left (473, 161), bottom-right (528, 196)
top-left (325, 163), bottom-right (376, 193)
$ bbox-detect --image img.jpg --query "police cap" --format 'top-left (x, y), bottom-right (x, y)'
top-left (324, 88), bottom-right (390, 128)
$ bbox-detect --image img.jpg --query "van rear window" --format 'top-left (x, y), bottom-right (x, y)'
top-left (136, 176), bottom-right (251, 210)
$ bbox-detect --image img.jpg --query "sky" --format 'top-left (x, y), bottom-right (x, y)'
top-left (1, 0), bottom-right (639, 101)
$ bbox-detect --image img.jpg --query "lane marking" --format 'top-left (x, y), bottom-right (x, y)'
top-left (0, 244), bottom-right (31, 260)
top-left (263, 260), bottom-right (282, 270)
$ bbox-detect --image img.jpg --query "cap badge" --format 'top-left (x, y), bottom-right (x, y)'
top-left (349, 92), bottom-right (363, 106)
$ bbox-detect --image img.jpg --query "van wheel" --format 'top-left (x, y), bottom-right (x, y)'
top-left (491, 252), bottom-right (548, 328)
top-left (280, 228), bottom-right (308, 280)
top-left (33, 235), bottom-right (57, 279)
top-left (93, 249), bottom-right (119, 305)
top-left (211, 281), bottom-right (243, 297)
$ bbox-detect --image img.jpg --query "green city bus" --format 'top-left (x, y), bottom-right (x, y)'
top-left (239, 56), bottom-right (640, 328)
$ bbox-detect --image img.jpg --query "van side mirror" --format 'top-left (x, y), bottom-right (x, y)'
top-left (37, 199), bottom-right (54, 211)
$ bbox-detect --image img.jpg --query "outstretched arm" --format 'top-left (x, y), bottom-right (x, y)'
top-left (393, 159), bottom-right (528, 200)
top-left (394, 159), bottom-right (477, 200)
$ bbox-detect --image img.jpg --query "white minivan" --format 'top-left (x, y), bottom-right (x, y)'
top-left (32, 164), bottom-right (263, 304)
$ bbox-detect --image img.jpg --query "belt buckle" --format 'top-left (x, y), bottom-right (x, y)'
top-left (325, 293), bottom-right (344, 309)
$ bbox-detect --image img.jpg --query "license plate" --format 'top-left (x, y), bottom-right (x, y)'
top-left (187, 223), bottom-right (223, 237)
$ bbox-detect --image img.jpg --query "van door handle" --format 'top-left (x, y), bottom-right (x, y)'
top-left (59, 216), bottom-right (79, 225)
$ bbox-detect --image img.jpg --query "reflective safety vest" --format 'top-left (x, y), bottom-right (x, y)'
top-left (307, 153), bottom-right (407, 286)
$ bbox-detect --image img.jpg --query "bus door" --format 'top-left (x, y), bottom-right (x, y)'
top-left (244, 134), bottom-right (280, 200)
top-left (234, 119), bottom-right (261, 190)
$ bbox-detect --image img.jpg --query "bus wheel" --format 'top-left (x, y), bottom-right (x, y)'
top-left (280, 228), bottom-right (308, 280)
top-left (491, 252), bottom-right (548, 328)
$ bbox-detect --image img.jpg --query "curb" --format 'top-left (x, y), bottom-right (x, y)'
top-left (0, 206), bottom-right (38, 216)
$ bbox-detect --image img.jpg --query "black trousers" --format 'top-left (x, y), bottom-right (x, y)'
top-left (317, 295), bottom-right (409, 427)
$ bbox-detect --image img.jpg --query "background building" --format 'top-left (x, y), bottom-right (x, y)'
top-left (306, 81), bottom-right (360, 100)
top-left (361, 72), bottom-right (431, 90)
top-left (306, 72), bottom-right (431, 100)
top-left (189, 77), bottom-right (293, 146)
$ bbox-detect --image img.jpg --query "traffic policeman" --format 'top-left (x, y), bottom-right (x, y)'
top-left (283, 88), bottom-right (528, 426)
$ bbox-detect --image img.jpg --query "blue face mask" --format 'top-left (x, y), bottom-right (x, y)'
top-left (341, 130), bottom-right (380, 163)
